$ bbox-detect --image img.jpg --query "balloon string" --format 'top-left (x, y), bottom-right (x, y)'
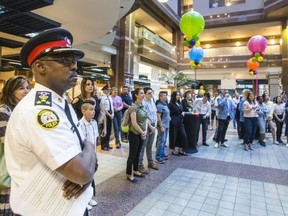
top-left (194, 68), bottom-right (197, 89)
top-left (256, 72), bottom-right (258, 97)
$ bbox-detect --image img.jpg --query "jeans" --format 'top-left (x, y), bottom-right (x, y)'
top-left (126, 131), bottom-right (143, 175)
top-left (113, 111), bottom-right (122, 143)
top-left (156, 127), bottom-right (168, 161)
top-left (244, 117), bottom-right (258, 144)
top-left (216, 117), bottom-right (230, 143)
top-left (139, 125), bottom-right (156, 167)
top-left (196, 114), bottom-right (208, 143)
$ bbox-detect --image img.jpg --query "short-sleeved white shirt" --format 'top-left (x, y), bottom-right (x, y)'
top-left (4, 83), bottom-right (87, 206)
top-left (79, 117), bottom-right (99, 146)
top-left (100, 93), bottom-right (113, 112)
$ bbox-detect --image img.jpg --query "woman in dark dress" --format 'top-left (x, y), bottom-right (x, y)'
top-left (168, 91), bottom-right (188, 155)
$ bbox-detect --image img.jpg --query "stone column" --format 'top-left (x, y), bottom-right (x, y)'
top-left (110, 14), bottom-right (135, 89)
top-left (281, 19), bottom-right (288, 91)
top-left (267, 72), bottom-right (281, 98)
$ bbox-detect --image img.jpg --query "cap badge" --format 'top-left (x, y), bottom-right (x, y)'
top-left (64, 37), bottom-right (72, 47)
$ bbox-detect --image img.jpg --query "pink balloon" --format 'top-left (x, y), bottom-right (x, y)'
top-left (247, 35), bottom-right (267, 53)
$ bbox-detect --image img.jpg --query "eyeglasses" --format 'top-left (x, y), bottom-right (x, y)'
top-left (40, 57), bottom-right (77, 67)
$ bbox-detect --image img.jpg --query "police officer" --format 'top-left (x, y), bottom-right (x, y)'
top-left (100, 84), bottom-right (114, 150)
top-left (4, 28), bottom-right (96, 216)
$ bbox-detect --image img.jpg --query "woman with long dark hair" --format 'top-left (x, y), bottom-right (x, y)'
top-left (168, 91), bottom-right (188, 155)
top-left (243, 92), bottom-right (258, 151)
top-left (126, 88), bottom-right (148, 183)
top-left (0, 76), bottom-right (30, 216)
top-left (71, 78), bottom-right (101, 121)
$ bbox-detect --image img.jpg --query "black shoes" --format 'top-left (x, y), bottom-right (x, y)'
top-left (202, 143), bottom-right (209, 146)
top-left (116, 143), bottom-right (122, 149)
top-left (101, 147), bottom-right (109, 151)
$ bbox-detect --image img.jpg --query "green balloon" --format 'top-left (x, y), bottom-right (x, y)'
top-left (255, 52), bottom-right (260, 58)
top-left (180, 11), bottom-right (205, 36)
top-left (193, 34), bottom-right (200, 41)
top-left (183, 41), bottom-right (190, 46)
top-left (252, 57), bottom-right (257, 62)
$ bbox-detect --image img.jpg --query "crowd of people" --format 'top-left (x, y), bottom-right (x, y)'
top-left (1, 28), bottom-right (288, 215)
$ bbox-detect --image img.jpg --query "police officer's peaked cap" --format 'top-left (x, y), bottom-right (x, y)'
top-left (20, 28), bottom-right (84, 68)
top-left (101, 84), bottom-right (111, 91)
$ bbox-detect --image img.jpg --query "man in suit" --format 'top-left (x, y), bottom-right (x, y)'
top-left (214, 89), bottom-right (234, 148)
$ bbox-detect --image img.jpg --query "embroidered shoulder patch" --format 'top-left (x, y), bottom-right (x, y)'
top-left (37, 109), bottom-right (60, 129)
top-left (35, 91), bottom-right (52, 106)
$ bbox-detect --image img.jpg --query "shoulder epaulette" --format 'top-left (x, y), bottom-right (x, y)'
top-left (35, 91), bottom-right (52, 106)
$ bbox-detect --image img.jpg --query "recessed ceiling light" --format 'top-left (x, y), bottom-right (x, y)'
top-left (158, 0), bottom-right (168, 2)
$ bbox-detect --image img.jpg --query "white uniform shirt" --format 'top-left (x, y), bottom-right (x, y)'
top-left (80, 117), bottom-right (99, 146)
top-left (100, 93), bottom-right (113, 113)
top-left (4, 83), bottom-right (90, 209)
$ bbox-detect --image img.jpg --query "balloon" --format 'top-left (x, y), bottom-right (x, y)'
top-left (249, 71), bottom-right (254, 75)
top-left (195, 41), bottom-right (201, 47)
top-left (257, 56), bottom-right (263, 62)
top-left (188, 47), bottom-right (204, 62)
top-left (193, 35), bottom-right (200, 41)
top-left (252, 57), bottom-right (257, 62)
top-left (190, 60), bottom-right (194, 65)
top-left (196, 64), bottom-right (201, 69)
top-left (255, 52), bottom-right (260, 58)
top-left (189, 40), bottom-right (196, 46)
top-left (247, 35), bottom-right (267, 53)
top-left (183, 41), bottom-right (189, 46)
top-left (180, 11), bottom-right (205, 37)
top-left (247, 58), bottom-right (259, 71)
top-left (199, 89), bottom-right (205, 95)
top-left (186, 35), bottom-right (193, 41)
top-left (200, 86), bottom-right (204, 90)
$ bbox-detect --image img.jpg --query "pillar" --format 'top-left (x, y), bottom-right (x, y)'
top-left (281, 19), bottom-right (288, 91)
top-left (110, 14), bottom-right (135, 90)
top-left (267, 72), bottom-right (281, 99)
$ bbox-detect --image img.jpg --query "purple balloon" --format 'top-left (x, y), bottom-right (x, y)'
top-left (247, 35), bottom-right (267, 53)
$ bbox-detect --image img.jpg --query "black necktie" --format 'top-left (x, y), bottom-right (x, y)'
top-left (107, 95), bottom-right (112, 112)
top-left (64, 100), bottom-right (84, 150)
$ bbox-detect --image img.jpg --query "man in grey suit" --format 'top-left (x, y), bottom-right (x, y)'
top-left (214, 89), bottom-right (234, 148)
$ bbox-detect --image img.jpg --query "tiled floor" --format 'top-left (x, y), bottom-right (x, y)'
top-left (91, 125), bottom-right (288, 216)
top-left (127, 169), bottom-right (288, 216)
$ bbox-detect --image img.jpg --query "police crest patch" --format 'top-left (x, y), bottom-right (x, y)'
top-left (35, 91), bottom-right (52, 106)
top-left (37, 109), bottom-right (60, 129)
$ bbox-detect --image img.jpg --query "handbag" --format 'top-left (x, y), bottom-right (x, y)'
top-left (0, 143), bottom-right (11, 189)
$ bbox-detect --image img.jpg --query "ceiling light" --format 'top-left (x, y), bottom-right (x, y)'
top-left (158, 0), bottom-right (168, 2)
top-left (270, 39), bottom-right (275, 45)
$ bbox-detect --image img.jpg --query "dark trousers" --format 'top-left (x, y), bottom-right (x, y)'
top-left (169, 123), bottom-right (187, 149)
top-left (275, 114), bottom-right (284, 140)
top-left (196, 114), bottom-right (208, 143)
top-left (244, 117), bottom-right (258, 144)
top-left (83, 209), bottom-right (88, 216)
top-left (101, 116), bottom-right (112, 148)
top-left (126, 131), bottom-right (143, 175)
top-left (216, 117), bottom-right (230, 143)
